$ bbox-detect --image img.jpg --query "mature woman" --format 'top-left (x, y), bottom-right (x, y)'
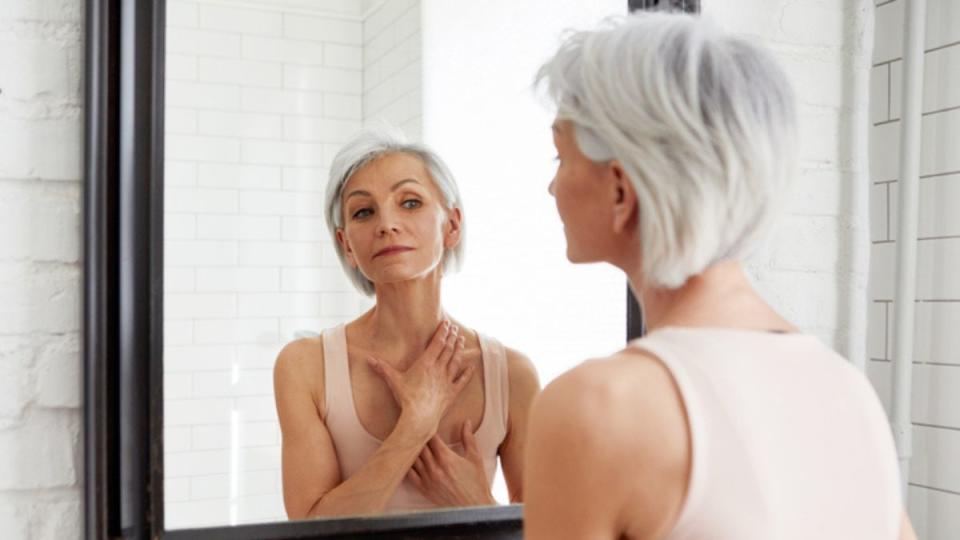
top-left (523, 13), bottom-right (916, 540)
top-left (273, 128), bottom-right (539, 518)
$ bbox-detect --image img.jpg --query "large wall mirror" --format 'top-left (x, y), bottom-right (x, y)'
top-left (85, 0), bottom-right (693, 538)
top-left (161, 0), bottom-right (628, 530)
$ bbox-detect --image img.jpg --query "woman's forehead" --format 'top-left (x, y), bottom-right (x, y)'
top-left (343, 152), bottom-right (436, 195)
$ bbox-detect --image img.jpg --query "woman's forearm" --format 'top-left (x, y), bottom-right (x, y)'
top-left (305, 413), bottom-right (433, 518)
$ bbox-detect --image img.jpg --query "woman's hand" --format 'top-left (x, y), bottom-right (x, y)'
top-left (407, 420), bottom-right (496, 507)
top-left (366, 320), bottom-right (475, 439)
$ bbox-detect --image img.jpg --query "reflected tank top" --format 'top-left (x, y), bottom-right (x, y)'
top-left (321, 324), bottom-right (509, 512)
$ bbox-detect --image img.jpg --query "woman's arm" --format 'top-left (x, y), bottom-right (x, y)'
top-left (523, 352), bottom-right (690, 540)
top-left (276, 322), bottom-right (468, 518)
top-left (275, 339), bottom-right (432, 518)
top-left (497, 349), bottom-right (540, 502)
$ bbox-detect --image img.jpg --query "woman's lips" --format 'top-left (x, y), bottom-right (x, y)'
top-left (373, 246), bottom-right (414, 258)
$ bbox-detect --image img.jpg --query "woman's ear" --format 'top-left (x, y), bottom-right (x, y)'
top-left (335, 228), bottom-right (358, 268)
top-left (444, 207), bottom-right (463, 249)
top-left (610, 160), bottom-right (637, 234)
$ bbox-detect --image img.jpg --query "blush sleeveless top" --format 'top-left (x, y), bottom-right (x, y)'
top-left (628, 328), bottom-right (901, 539)
top-left (321, 324), bottom-right (509, 512)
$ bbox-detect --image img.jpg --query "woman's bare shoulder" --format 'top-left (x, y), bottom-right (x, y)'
top-left (502, 346), bottom-right (540, 392)
top-left (544, 347), bottom-right (679, 410)
top-left (274, 336), bottom-right (326, 402)
top-left (527, 348), bottom-right (691, 536)
top-left (532, 348), bottom-right (689, 479)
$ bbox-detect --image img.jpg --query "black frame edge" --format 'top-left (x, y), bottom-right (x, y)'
top-left (84, 0), bottom-right (120, 537)
top-left (116, 0), bottom-right (166, 536)
top-left (166, 506), bottom-right (523, 540)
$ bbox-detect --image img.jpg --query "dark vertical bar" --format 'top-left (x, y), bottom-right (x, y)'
top-left (627, 285), bottom-right (645, 341)
top-left (84, 0), bottom-right (121, 538)
top-left (149, 0), bottom-right (167, 534)
top-left (117, 0), bottom-right (164, 537)
top-left (625, 0), bottom-right (700, 342)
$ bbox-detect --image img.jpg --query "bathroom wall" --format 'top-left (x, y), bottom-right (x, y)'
top-left (0, 0), bottom-right (923, 537)
top-left (362, 0), bottom-right (422, 140)
top-left (866, 0), bottom-right (960, 537)
top-left (162, 0), bottom-right (372, 528)
top-left (0, 0), bottom-right (84, 537)
top-left (703, 0), bottom-right (874, 366)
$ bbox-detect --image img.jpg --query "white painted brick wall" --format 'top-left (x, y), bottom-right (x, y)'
top-left (866, 0), bottom-right (960, 537)
top-left (0, 0), bottom-right (83, 537)
top-left (697, 0), bottom-right (877, 364)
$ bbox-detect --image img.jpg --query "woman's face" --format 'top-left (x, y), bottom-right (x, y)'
top-left (548, 120), bottom-right (624, 264)
top-left (336, 152), bottom-right (460, 288)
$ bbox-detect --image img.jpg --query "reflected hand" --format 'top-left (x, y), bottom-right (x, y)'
top-left (408, 420), bottom-right (495, 507)
top-left (366, 320), bottom-right (475, 438)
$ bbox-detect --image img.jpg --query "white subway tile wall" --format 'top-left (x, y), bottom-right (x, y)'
top-left (162, 0), bottom-right (389, 529)
top-left (362, 0), bottom-right (422, 140)
top-left (868, 1), bottom-right (960, 537)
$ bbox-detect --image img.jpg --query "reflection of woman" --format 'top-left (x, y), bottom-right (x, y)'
top-left (274, 128), bottom-right (540, 518)
top-left (524, 13), bottom-right (916, 540)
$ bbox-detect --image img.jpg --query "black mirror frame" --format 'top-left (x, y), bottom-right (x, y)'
top-left (83, 0), bottom-right (694, 538)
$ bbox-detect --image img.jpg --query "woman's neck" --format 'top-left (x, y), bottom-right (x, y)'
top-left (629, 260), bottom-right (796, 333)
top-left (355, 271), bottom-right (446, 368)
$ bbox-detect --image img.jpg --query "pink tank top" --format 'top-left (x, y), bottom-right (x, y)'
top-left (321, 324), bottom-right (509, 512)
top-left (629, 328), bottom-right (901, 539)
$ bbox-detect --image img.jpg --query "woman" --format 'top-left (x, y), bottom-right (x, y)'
top-left (273, 128), bottom-right (540, 518)
top-left (523, 13), bottom-right (916, 540)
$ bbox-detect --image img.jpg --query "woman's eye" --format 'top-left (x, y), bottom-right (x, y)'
top-left (352, 208), bottom-right (372, 219)
top-left (401, 199), bottom-right (422, 209)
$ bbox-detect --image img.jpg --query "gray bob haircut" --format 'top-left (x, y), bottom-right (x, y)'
top-left (537, 12), bottom-right (798, 288)
top-left (324, 125), bottom-right (466, 296)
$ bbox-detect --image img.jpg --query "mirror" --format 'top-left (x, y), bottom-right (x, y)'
top-left (161, 0), bottom-right (627, 529)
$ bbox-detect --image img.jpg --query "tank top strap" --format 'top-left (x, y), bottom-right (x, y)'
top-left (321, 324), bottom-right (354, 422)
top-left (476, 332), bottom-right (509, 437)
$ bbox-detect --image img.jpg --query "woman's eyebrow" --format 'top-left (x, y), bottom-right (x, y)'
top-left (345, 178), bottom-right (421, 200)
top-left (345, 189), bottom-right (371, 200)
top-left (391, 178), bottom-right (421, 191)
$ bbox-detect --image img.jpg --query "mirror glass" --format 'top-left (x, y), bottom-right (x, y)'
top-left (162, 0), bottom-right (626, 529)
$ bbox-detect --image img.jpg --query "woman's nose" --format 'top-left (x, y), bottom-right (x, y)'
top-left (376, 210), bottom-right (400, 235)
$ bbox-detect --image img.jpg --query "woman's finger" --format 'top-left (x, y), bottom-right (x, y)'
top-left (421, 437), bottom-right (439, 472)
top-left (423, 319), bottom-right (452, 362)
top-left (428, 434), bottom-right (451, 464)
top-left (437, 326), bottom-right (459, 366)
top-left (445, 335), bottom-right (465, 375)
top-left (367, 356), bottom-right (400, 394)
top-left (452, 361), bottom-right (476, 392)
top-left (407, 468), bottom-right (424, 491)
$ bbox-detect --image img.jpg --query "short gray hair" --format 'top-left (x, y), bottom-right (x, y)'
top-left (537, 12), bottom-right (798, 288)
top-left (324, 126), bottom-right (466, 296)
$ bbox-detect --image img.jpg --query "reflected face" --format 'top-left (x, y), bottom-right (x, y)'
top-left (549, 120), bottom-right (618, 263)
top-left (336, 152), bottom-right (460, 288)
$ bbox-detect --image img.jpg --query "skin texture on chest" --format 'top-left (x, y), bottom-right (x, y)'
top-left (346, 344), bottom-right (487, 444)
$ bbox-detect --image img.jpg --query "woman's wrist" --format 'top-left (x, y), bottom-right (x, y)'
top-left (396, 410), bottom-right (438, 445)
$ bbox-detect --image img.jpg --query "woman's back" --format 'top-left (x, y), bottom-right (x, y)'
top-left (630, 328), bottom-right (901, 539)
